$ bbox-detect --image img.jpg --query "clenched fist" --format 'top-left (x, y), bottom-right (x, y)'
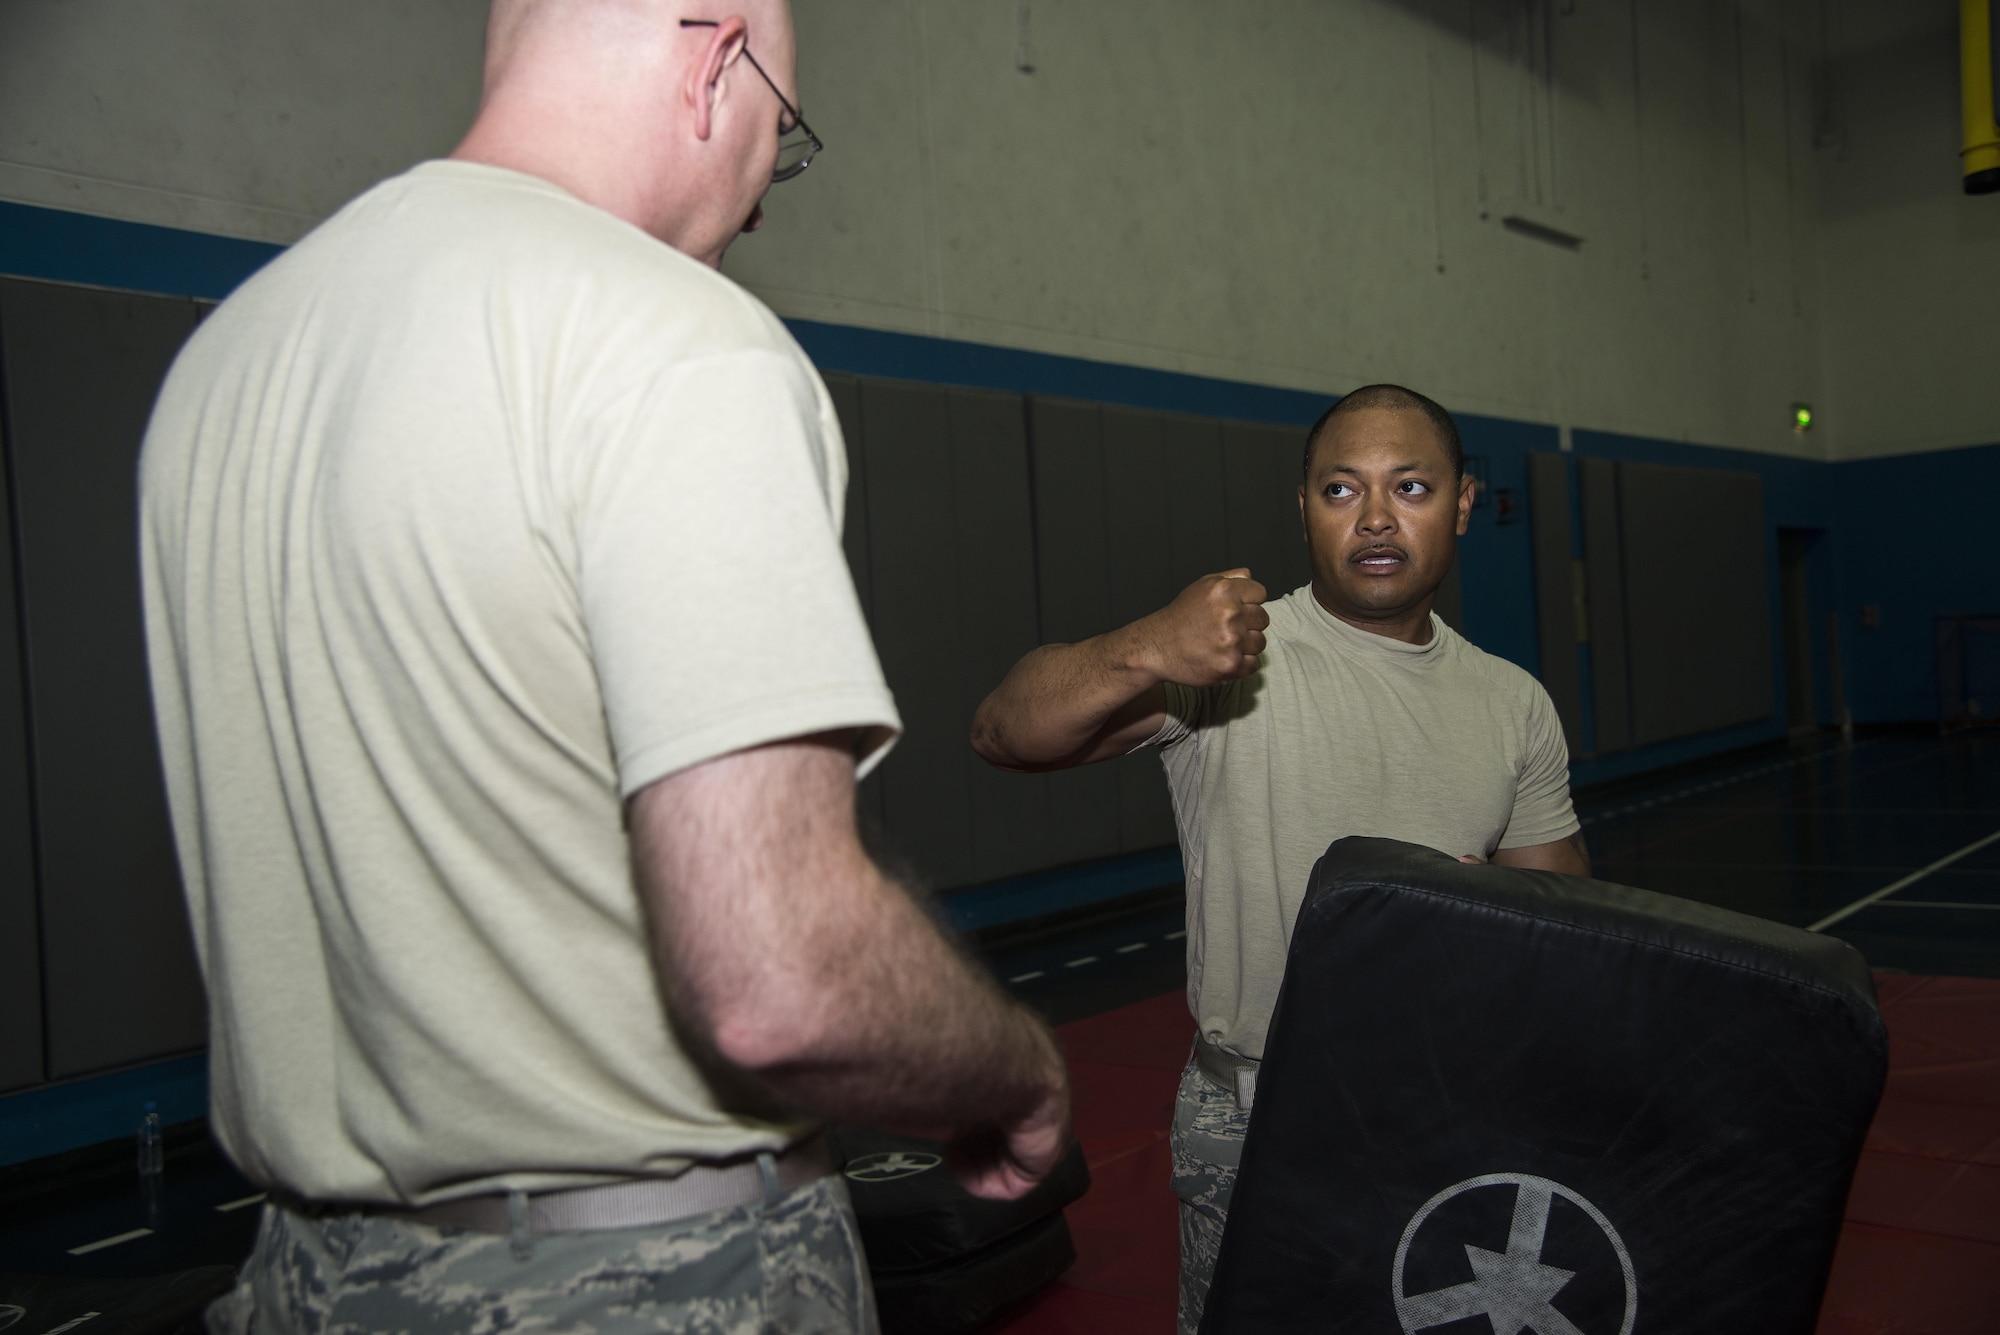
top-left (1136, 569), bottom-right (1269, 686)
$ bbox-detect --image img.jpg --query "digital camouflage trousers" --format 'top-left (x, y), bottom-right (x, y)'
top-left (1169, 1058), bottom-right (1250, 1335)
top-left (206, 1174), bottom-right (877, 1335)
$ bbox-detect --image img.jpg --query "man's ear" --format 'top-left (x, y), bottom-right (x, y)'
top-left (684, 16), bottom-right (750, 143)
top-left (1455, 472), bottom-right (1475, 537)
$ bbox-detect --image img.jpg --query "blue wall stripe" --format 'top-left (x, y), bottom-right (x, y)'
top-left (0, 199), bottom-right (281, 301)
top-left (936, 846), bottom-right (1186, 935)
top-left (0, 1054), bottom-right (206, 1167)
top-left (786, 319), bottom-right (1335, 427)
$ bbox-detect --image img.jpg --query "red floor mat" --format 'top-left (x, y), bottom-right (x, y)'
top-left (1000, 977), bottom-right (2000, 1335)
top-left (1000, 992), bottom-right (1189, 1334)
top-left (1819, 975), bottom-right (2000, 1335)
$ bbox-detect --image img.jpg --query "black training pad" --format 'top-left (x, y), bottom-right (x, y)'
top-left (828, 1125), bottom-right (1089, 1272)
top-left (869, 1212), bottom-right (1077, 1335)
top-left (0, 1267), bottom-right (238, 1335)
top-left (1200, 837), bottom-right (1887, 1335)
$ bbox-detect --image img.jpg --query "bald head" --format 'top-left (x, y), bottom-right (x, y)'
top-left (1304, 384), bottom-right (1463, 481)
top-left (453, 0), bottom-right (799, 266)
top-left (482, 0), bottom-right (792, 84)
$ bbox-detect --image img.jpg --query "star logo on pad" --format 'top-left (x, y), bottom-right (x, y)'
top-left (1393, 1173), bottom-right (1636, 1335)
top-left (844, 1150), bottom-right (943, 1182)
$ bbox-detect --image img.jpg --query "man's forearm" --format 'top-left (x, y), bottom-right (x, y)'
top-left (725, 869), bottom-right (1059, 1133)
top-left (633, 739), bottom-right (1062, 1137)
top-left (970, 627), bottom-right (1158, 769)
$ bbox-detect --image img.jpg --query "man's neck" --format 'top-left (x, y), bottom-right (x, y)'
top-left (1309, 582), bottom-right (1437, 645)
top-left (449, 96), bottom-right (704, 252)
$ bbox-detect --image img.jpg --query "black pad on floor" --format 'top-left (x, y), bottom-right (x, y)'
top-left (0, 1266), bottom-right (238, 1335)
top-left (868, 1211), bottom-right (1077, 1335)
top-left (830, 1126), bottom-right (1089, 1333)
top-left (1200, 837), bottom-right (1887, 1335)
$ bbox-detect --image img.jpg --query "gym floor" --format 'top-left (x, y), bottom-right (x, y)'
top-left (991, 726), bottom-right (2000, 1016)
top-left (4, 727), bottom-right (1995, 1311)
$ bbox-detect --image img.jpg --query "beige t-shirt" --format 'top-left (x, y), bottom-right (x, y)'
top-left (1156, 586), bottom-right (1577, 1061)
top-left (139, 162), bottom-right (900, 1205)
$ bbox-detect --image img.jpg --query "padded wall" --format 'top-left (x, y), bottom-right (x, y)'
top-left (1526, 452), bottom-right (1583, 752)
top-left (1219, 420), bottom-right (1313, 601)
top-left (1023, 398), bottom-right (1127, 869)
top-left (849, 379), bottom-right (1051, 888)
top-left (1616, 461), bottom-right (1772, 746)
top-left (0, 278), bottom-right (205, 1078)
top-left (823, 375), bottom-right (886, 843)
top-left (1578, 457), bottom-right (1632, 754)
top-left (1029, 400), bottom-right (1175, 861)
top-left (0, 368), bottom-right (40, 1093)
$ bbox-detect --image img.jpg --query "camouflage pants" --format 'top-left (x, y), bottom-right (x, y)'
top-left (206, 1174), bottom-right (877, 1334)
top-left (1169, 1059), bottom-right (1250, 1335)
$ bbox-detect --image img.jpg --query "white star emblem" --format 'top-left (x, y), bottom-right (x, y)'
top-left (843, 1150), bottom-right (943, 1182)
top-left (1394, 1174), bottom-right (1636, 1335)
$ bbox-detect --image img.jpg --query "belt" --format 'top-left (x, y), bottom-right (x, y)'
top-left (298, 1135), bottom-right (832, 1237)
top-left (1194, 1035), bottom-right (1260, 1111)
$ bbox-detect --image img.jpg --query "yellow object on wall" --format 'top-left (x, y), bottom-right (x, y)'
top-left (1966, 0), bottom-right (2000, 193)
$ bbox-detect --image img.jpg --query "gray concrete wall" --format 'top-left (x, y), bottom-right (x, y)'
top-left (1811, 1), bottom-right (2000, 460)
top-left (3, 1), bottom-right (1982, 461)
top-left (0, 0), bottom-right (484, 242)
top-left (735, 0), bottom-right (1827, 459)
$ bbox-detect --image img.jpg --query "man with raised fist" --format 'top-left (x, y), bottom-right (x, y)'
top-left (971, 383), bottom-right (1585, 1334)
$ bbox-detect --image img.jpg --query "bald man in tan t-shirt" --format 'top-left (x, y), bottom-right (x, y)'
top-left (973, 384), bottom-right (1585, 1334)
top-left (144, 4), bottom-right (1065, 1332)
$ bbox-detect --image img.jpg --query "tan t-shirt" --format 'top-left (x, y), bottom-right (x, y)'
top-left (139, 162), bottom-right (900, 1205)
top-left (1156, 587), bottom-right (1577, 1061)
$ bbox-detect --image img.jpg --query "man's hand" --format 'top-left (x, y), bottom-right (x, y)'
top-left (947, 1025), bottom-right (1072, 1200)
top-left (1133, 569), bottom-right (1270, 686)
top-left (971, 569), bottom-right (1268, 772)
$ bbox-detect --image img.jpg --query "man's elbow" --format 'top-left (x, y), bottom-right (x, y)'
top-left (707, 998), bottom-right (826, 1075)
top-left (969, 705), bottom-right (1033, 771)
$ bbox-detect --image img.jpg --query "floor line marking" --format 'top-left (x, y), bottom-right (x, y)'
top-left (216, 1192), bottom-right (268, 1212)
top-left (68, 1227), bottom-right (153, 1255)
top-left (1064, 956), bottom-right (1099, 968)
top-left (1116, 942), bottom-right (1148, 953)
top-left (1008, 971), bottom-right (1045, 983)
top-left (1809, 828), bottom-right (2000, 932)
top-left (1849, 900), bottom-right (2000, 912)
top-left (1583, 746), bottom-right (1945, 858)
top-left (1164, 930), bottom-right (1186, 940)
top-left (1578, 738), bottom-right (1923, 831)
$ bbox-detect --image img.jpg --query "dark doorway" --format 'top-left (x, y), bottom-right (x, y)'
top-left (1777, 529), bottom-right (1823, 735)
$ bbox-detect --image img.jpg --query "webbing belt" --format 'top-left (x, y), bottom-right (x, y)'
top-left (289, 1134), bottom-right (832, 1237)
top-left (1194, 1034), bottom-right (1260, 1111)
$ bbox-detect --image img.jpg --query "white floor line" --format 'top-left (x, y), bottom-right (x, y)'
top-left (1165, 930), bottom-right (1186, 940)
top-left (1809, 828), bottom-right (2000, 932)
top-left (1116, 942), bottom-right (1148, 953)
top-left (215, 1192), bottom-right (268, 1212)
top-left (68, 1227), bottom-right (153, 1256)
top-left (1008, 971), bottom-right (1044, 983)
top-left (1064, 956), bottom-right (1098, 968)
top-left (1855, 900), bottom-right (2000, 912)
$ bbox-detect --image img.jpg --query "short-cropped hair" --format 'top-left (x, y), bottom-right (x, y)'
top-left (1303, 384), bottom-right (1464, 480)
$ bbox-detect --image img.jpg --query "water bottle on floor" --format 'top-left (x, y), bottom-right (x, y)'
top-left (137, 1101), bottom-right (163, 1177)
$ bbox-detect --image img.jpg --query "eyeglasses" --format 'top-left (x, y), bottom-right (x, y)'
top-left (679, 19), bottom-right (822, 181)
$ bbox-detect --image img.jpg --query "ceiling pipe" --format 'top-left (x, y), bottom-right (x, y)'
top-left (1965, 0), bottom-right (2000, 194)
